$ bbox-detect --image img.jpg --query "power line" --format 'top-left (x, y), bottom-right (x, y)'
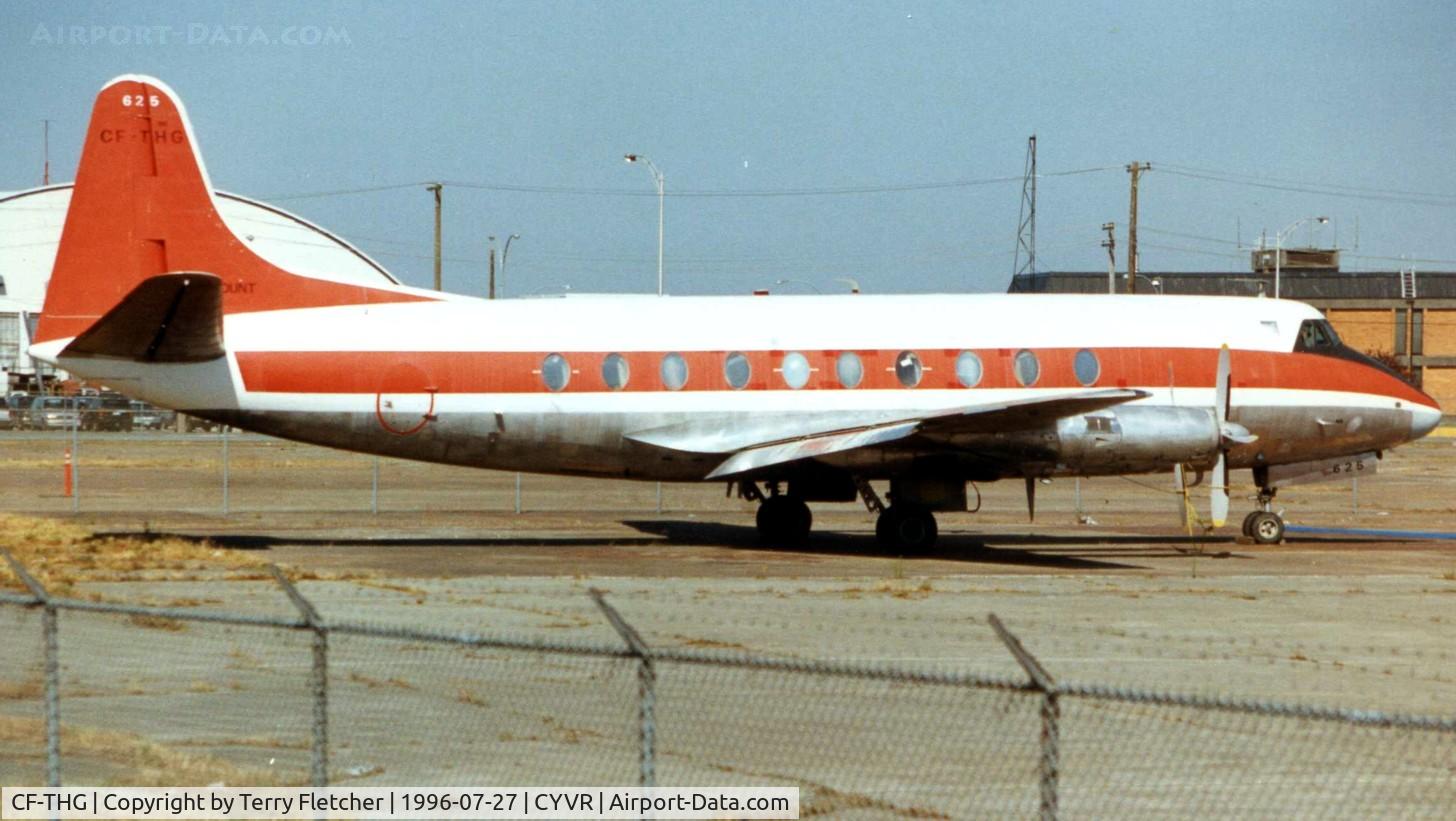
top-left (1159, 163), bottom-right (1456, 202)
top-left (263, 166), bottom-right (1118, 202)
top-left (1158, 166), bottom-right (1456, 208)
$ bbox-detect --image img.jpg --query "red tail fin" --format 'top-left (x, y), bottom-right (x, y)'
top-left (36, 75), bottom-right (430, 344)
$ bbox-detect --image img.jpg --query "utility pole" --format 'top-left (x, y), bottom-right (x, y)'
top-left (1101, 222), bottom-right (1116, 294)
top-left (426, 183), bottom-right (443, 291)
top-left (42, 120), bottom-right (50, 186)
top-left (1012, 135), bottom-right (1037, 280)
top-left (1126, 162), bottom-right (1150, 293)
top-left (488, 235), bottom-right (497, 299)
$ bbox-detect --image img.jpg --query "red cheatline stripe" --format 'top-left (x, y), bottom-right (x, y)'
top-left (234, 347), bottom-right (1433, 405)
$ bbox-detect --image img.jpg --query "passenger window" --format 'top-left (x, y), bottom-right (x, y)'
top-left (1073, 349), bottom-right (1100, 386)
top-left (955, 351), bottom-right (983, 388)
top-left (661, 353), bottom-right (689, 390)
top-left (1013, 349), bottom-right (1040, 386)
top-left (894, 351), bottom-right (922, 388)
top-left (724, 352), bottom-right (751, 390)
top-left (541, 353), bottom-right (570, 392)
top-left (601, 353), bottom-right (629, 391)
top-left (836, 352), bottom-right (863, 389)
top-left (780, 352), bottom-right (811, 389)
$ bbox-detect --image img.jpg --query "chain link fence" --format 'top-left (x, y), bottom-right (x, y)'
top-left (1, 550), bottom-right (1452, 818)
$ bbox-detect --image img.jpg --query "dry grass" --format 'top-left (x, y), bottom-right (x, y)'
top-left (455, 688), bottom-right (489, 708)
top-left (0, 677), bottom-right (44, 700)
top-left (346, 671), bottom-right (416, 690)
top-left (0, 715), bottom-right (301, 786)
top-left (0, 513), bottom-right (267, 595)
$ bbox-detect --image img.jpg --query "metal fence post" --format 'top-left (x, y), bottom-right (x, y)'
top-left (590, 589), bottom-right (656, 787)
top-left (70, 418), bottom-right (80, 514)
top-left (2, 549), bottom-right (61, 788)
top-left (371, 456), bottom-right (380, 515)
top-left (221, 427), bottom-right (230, 516)
top-left (989, 613), bottom-right (1058, 821)
top-left (270, 565), bottom-right (329, 787)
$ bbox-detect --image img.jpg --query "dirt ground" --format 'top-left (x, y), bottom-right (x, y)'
top-left (1, 430), bottom-right (1454, 809)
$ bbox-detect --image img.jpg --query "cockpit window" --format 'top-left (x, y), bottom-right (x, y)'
top-left (1295, 319), bottom-right (1340, 352)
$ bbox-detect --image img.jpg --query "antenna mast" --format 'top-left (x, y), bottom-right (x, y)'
top-left (1012, 134), bottom-right (1037, 280)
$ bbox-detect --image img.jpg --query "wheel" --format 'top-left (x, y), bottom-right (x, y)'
top-left (1248, 511), bottom-right (1285, 545)
top-left (1241, 511), bottom-right (1260, 537)
top-left (875, 506), bottom-right (939, 552)
top-left (755, 496), bottom-right (812, 544)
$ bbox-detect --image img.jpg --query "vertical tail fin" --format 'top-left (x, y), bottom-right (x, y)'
top-left (36, 75), bottom-right (429, 345)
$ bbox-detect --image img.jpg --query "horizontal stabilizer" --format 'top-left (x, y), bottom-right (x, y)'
top-left (63, 272), bottom-right (224, 362)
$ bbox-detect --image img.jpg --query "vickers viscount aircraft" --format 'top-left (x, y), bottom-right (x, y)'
top-left (31, 76), bottom-right (1443, 550)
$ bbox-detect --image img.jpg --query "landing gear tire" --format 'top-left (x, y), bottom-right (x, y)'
top-left (1240, 511), bottom-right (1261, 538)
top-left (756, 496), bottom-right (812, 545)
top-left (1248, 511), bottom-right (1285, 545)
top-left (875, 506), bottom-right (939, 553)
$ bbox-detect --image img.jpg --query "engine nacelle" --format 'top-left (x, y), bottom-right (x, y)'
top-left (1056, 405), bottom-right (1220, 475)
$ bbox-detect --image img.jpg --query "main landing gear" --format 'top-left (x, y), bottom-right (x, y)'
top-left (750, 483), bottom-right (812, 545)
top-left (875, 505), bottom-right (938, 552)
top-left (1240, 486), bottom-right (1285, 545)
top-left (858, 479), bottom-right (939, 552)
top-left (745, 479), bottom-right (942, 552)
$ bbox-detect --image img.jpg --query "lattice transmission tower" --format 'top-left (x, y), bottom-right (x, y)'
top-left (1011, 135), bottom-right (1036, 280)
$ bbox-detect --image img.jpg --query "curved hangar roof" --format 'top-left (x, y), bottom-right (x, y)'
top-left (0, 184), bottom-right (398, 312)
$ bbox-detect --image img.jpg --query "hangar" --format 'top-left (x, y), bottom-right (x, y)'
top-left (0, 184), bottom-right (397, 390)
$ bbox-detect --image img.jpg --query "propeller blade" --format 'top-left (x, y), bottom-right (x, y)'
top-left (1215, 344), bottom-right (1231, 427)
top-left (1174, 464), bottom-right (1191, 533)
top-left (1210, 451), bottom-right (1229, 528)
top-left (1024, 476), bottom-right (1036, 523)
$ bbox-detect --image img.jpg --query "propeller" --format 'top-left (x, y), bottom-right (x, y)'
top-left (1211, 344), bottom-right (1257, 528)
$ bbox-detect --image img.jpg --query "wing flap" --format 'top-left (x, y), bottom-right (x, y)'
top-left (705, 421), bottom-right (920, 480)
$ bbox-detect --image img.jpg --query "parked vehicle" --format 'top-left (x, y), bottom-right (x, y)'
top-left (0, 396), bottom-right (9, 430)
top-left (80, 394), bottom-right (135, 432)
top-left (6, 393), bottom-right (34, 430)
top-left (27, 396), bottom-right (81, 430)
top-left (129, 400), bottom-right (175, 430)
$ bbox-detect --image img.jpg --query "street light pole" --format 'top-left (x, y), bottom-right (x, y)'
top-left (426, 183), bottom-right (443, 291)
top-left (1274, 216), bottom-right (1329, 299)
top-left (500, 233), bottom-right (520, 298)
top-left (624, 154), bottom-right (664, 296)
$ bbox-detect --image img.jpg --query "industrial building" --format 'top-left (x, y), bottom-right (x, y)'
top-left (1010, 250), bottom-right (1456, 413)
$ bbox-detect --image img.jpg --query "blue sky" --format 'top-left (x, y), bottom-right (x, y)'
top-left (3, 1), bottom-right (1455, 295)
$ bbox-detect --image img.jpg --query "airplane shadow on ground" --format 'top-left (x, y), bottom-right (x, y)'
top-left (91, 531), bottom-right (664, 551)
top-left (95, 524), bottom-right (1393, 571)
top-left (621, 520), bottom-right (1259, 570)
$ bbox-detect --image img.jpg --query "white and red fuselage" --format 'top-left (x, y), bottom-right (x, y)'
top-left (29, 76), bottom-right (1443, 542)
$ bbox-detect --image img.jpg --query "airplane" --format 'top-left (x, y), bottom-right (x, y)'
top-left (30, 75), bottom-right (1444, 551)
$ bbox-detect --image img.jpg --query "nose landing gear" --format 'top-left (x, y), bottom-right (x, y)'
top-left (1241, 486), bottom-right (1285, 545)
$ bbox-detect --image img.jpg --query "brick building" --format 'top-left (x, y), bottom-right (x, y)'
top-left (1009, 266), bottom-right (1455, 414)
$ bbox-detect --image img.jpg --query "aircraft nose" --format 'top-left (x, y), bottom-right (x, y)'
top-left (1410, 404), bottom-right (1442, 440)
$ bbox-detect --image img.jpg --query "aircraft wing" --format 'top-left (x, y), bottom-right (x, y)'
top-left (626, 388), bottom-right (1150, 480)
